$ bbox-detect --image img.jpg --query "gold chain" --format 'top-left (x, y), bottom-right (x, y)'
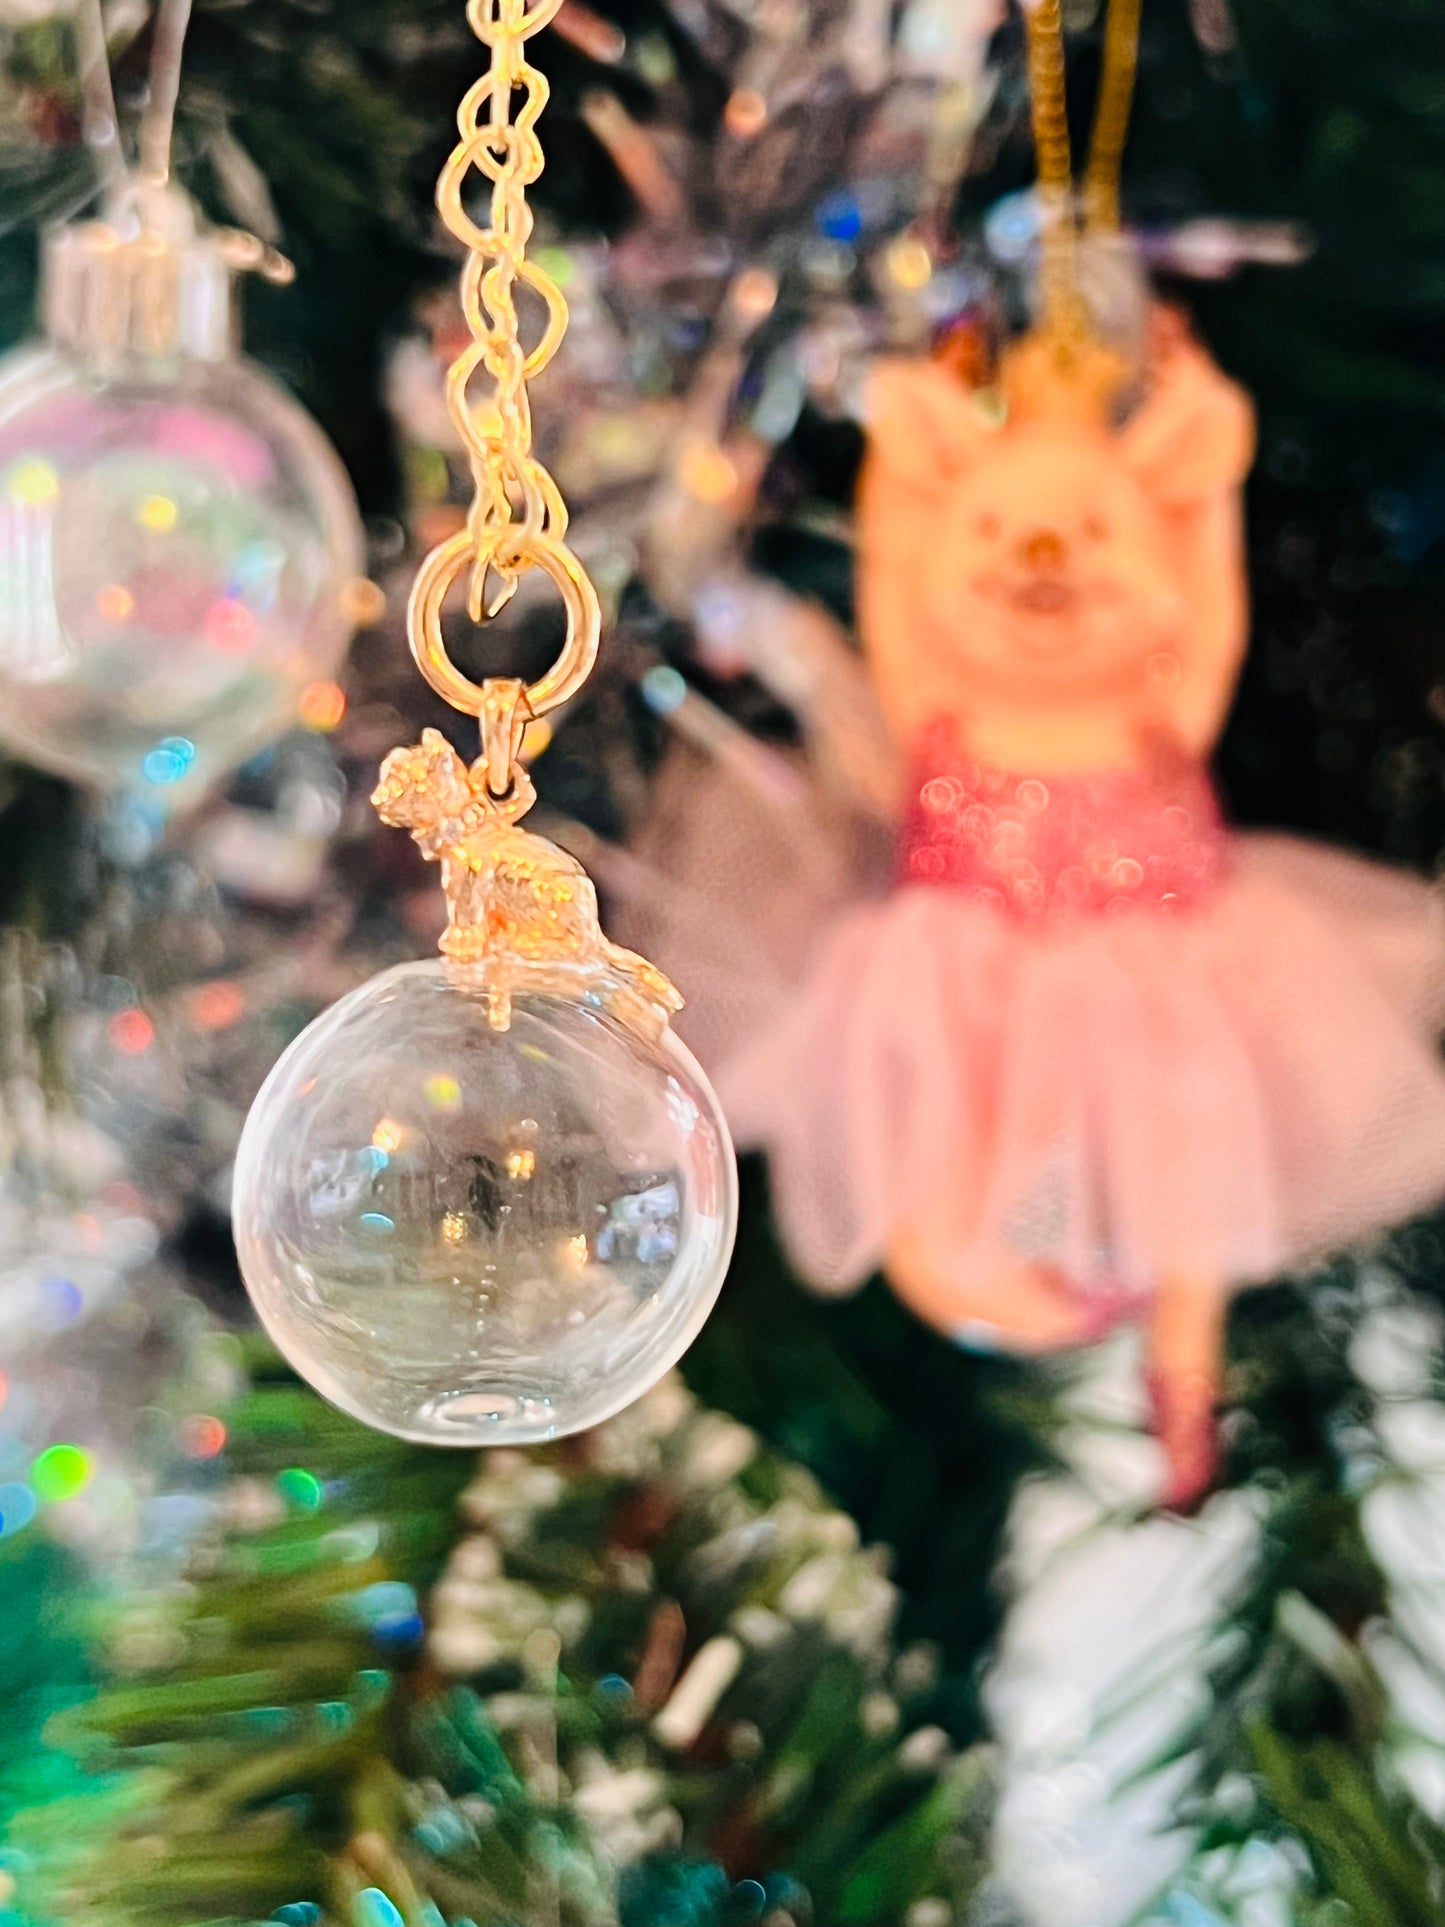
top-left (370, 0), bottom-right (683, 1014)
top-left (407, 0), bottom-right (600, 789)
top-left (1020, 0), bottom-right (1142, 340)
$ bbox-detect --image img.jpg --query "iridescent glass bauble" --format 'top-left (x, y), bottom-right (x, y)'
top-left (0, 342), bottom-right (363, 797)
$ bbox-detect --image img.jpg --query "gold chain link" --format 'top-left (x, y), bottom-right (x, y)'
top-left (408, 0), bottom-right (600, 763)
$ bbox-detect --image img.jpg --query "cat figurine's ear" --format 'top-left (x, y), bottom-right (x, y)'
top-left (863, 358), bottom-right (998, 494)
top-left (373, 727), bottom-right (475, 828)
top-left (1119, 316), bottom-right (1255, 508)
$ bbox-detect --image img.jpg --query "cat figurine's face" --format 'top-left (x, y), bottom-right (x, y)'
top-left (924, 420), bottom-right (1185, 706)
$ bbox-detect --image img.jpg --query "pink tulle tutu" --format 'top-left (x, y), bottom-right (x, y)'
top-left (643, 729), bottom-right (1445, 1326)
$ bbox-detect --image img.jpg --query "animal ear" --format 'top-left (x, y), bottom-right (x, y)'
top-left (415, 726), bottom-right (465, 780)
top-left (419, 726), bottom-right (460, 765)
top-left (386, 727), bottom-right (470, 812)
top-left (863, 358), bottom-right (996, 495)
top-left (1119, 338), bottom-right (1255, 507)
top-left (372, 744), bottom-right (416, 821)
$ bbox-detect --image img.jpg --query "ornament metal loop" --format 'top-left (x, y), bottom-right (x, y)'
top-left (407, 526), bottom-right (601, 722)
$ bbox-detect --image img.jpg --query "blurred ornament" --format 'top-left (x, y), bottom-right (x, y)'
top-left (0, 0), bottom-right (364, 807)
top-left (0, 192), bottom-right (365, 803)
top-left (714, 309), bottom-right (1445, 1511)
top-left (619, 0), bottom-right (1445, 1509)
top-left (234, 0), bottom-right (735, 1448)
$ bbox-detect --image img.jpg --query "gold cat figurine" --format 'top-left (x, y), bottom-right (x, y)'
top-left (373, 728), bottom-right (680, 1031)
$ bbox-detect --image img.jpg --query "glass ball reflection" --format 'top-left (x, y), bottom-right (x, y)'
top-left (233, 961), bottom-right (737, 1444)
top-left (0, 343), bottom-right (364, 797)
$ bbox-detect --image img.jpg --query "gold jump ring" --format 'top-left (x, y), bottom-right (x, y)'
top-left (407, 527), bottom-right (601, 720)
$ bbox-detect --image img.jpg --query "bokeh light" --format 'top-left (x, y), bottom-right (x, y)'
top-left (5, 457), bottom-right (59, 506)
top-left (189, 980), bottom-right (246, 1031)
top-left (107, 1007), bottom-right (156, 1055)
top-left (520, 716), bottom-right (552, 761)
top-left (339, 577), bottom-right (388, 627)
top-left (177, 1415), bottom-right (227, 1460)
top-left (204, 598), bottom-right (259, 652)
top-left (642, 664), bottom-right (687, 715)
top-left (0, 1483), bottom-right (37, 1537)
top-left (353, 1890), bottom-right (405, 1927)
top-left (141, 736), bottom-right (197, 785)
top-left (94, 583), bottom-right (136, 623)
top-left (40, 1278), bottom-right (82, 1326)
top-left (816, 189), bottom-right (863, 242)
top-left (298, 680), bottom-right (347, 731)
top-left (277, 1467), bottom-right (324, 1512)
top-left (886, 234), bottom-right (934, 290)
top-left (31, 1443), bottom-right (93, 1503)
top-left (137, 493), bottom-right (179, 533)
top-left (424, 1073), bottom-right (463, 1112)
top-left (724, 87), bottom-right (768, 136)
top-left (731, 267), bottom-right (778, 323)
top-left (678, 440), bottom-right (740, 505)
top-left (534, 244), bottom-right (575, 290)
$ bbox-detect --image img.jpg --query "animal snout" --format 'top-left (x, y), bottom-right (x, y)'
top-left (1015, 527), bottom-right (1071, 574)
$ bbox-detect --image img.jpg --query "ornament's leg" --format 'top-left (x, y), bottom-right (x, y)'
top-left (1147, 1271), bottom-right (1225, 1512)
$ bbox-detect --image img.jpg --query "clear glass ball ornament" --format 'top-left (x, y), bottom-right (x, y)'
top-left (0, 217), bottom-right (364, 801)
top-left (233, 961), bottom-right (737, 1444)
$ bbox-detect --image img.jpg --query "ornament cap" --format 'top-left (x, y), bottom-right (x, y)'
top-left (41, 188), bottom-right (292, 363)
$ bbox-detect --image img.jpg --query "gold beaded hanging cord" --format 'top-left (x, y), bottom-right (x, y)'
top-left (373, 0), bottom-right (677, 1031)
top-left (1019, 0), bottom-right (1143, 351)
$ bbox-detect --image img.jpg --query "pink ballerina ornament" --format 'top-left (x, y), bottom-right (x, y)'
top-left (718, 315), bottom-right (1445, 1505)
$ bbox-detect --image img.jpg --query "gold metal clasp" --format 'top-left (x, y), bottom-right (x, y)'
top-left (372, 729), bottom-right (680, 1031)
